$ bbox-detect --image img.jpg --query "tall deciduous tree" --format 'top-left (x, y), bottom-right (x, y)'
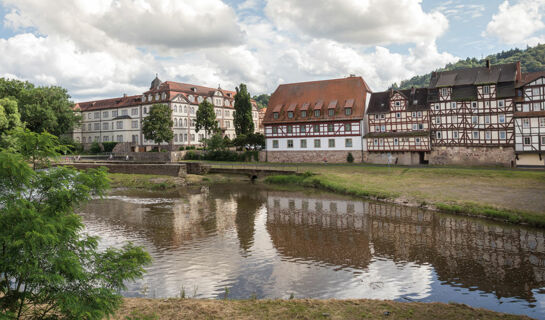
top-left (195, 100), bottom-right (218, 136)
top-left (234, 83), bottom-right (254, 136)
top-left (142, 103), bottom-right (173, 150)
top-left (0, 130), bottom-right (150, 320)
top-left (0, 97), bottom-right (22, 135)
top-left (0, 78), bottom-right (80, 136)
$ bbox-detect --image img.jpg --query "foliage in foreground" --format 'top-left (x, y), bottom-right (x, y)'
top-left (0, 130), bottom-right (151, 320)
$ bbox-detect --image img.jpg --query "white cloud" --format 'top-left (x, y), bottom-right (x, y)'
top-left (485, 0), bottom-right (545, 45)
top-left (264, 0), bottom-right (449, 46)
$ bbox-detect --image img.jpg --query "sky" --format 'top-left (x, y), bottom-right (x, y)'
top-left (0, 0), bottom-right (544, 102)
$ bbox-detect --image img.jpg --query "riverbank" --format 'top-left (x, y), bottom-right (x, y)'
top-left (115, 298), bottom-right (530, 319)
top-left (107, 172), bottom-right (251, 190)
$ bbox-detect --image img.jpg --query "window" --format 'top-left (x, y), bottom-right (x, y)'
top-left (103, 111), bottom-right (109, 118)
top-left (435, 117), bottom-right (441, 124)
top-left (345, 108), bottom-right (352, 116)
top-left (472, 102), bottom-right (477, 109)
top-left (417, 111), bottom-right (422, 117)
top-left (395, 101), bottom-right (401, 107)
top-left (345, 123), bottom-right (351, 131)
top-left (327, 123), bottom-right (334, 132)
top-left (345, 138), bottom-right (352, 147)
top-left (94, 112), bottom-right (100, 119)
top-left (94, 123), bottom-right (100, 130)
top-left (314, 110), bottom-right (321, 117)
top-left (534, 103), bottom-right (541, 111)
top-left (87, 113), bottom-right (91, 119)
top-left (498, 100), bottom-right (504, 108)
top-left (328, 139), bottom-right (335, 148)
top-left (121, 109), bottom-right (128, 116)
top-left (412, 112), bottom-right (416, 117)
top-left (541, 136), bottom-right (545, 146)
top-left (533, 87), bottom-right (540, 96)
top-left (117, 135), bottom-right (123, 142)
top-left (301, 110), bottom-right (307, 118)
top-left (381, 125), bottom-right (386, 132)
top-left (375, 125), bottom-right (380, 132)
top-left (380, 114), bottom-right (385, 119)
top-left (287, 111), bottom-right (294, 118)
top-left (287, 140), bottom-right (294, 148)
top-left (272, 140), bottom-right (279, 148)
top-left (540, 118), bottom-right (545, 127)
top-left (313, 124), bottom-right (320, 133)
top-left (116, 121), bottom-right (123, 129)
top-left (418, 123), bottom-right (424, 130)
top-left (103, 136), bottom-right (109, 142)
top-left (483, 85), bottom-right (490, 94)
top-left (393, 138), bottom-right (398, 146)
top-left (412, 124), bottom-right (417, 130)
top-left (374, 139), bottom-right (378, 146)
top-left (396, 112), bottom-right (401, 118)
top-left (523, 119), bottom-right (530, 128)
top-left (453, 131), bottom-right (458, 139)
top-left (328, 109), bottom-right (334, 116)
top-left (174, 134), bottom-right (178, 142)
top-left (300, 139), bottom-right (307, 148)
top-left (132, 135), bottom-right (138, 143)
top-left (485, 115), bottom-right (490, 124)
top-left (436, 132), bottom-right (442, 139)
top-left (131, 108), bottom-right (138, 116)
top-left (112, 110), bottom-right (118, 117)
top-left (451, 102), bottom-right (456, 109)
top-left (451, 115), bottom-right (458, 123)
top-left (273, 112), bottom-right (279, 119)
top-left (486, 101), bottom-right (490, 107)
top-left (524, 136), bottom-right (531, 145)
top-left (472, 116), bottom-right (478, 124)
top-left (379, 139), bottom-right (384, 146)
top-left (287, 125), bottom-right (293, 133)
top-left (314, 139), bottom-right (321, 148)
top-left (473, 131), bottom-right (479, 139)
top-left (499, 115), bottom-right (505, 123)
top-left (500, 131), bottom-right (506, 139)
top-left (434, 104), bottom-right (440, 110)
top-left (300, 125), bottom-right (306, 133)
top-left (87, 123), bottom-right (91, 131)
top-left (415, 137), bottom-right (421, 145)
top-left (102, 122), bottom-right (108, 130)
top-left (131, 120), bottom-right (138, 129)
top-left (441, 88), bottom-right (448, 96)
top-left (374, 114), bottom-right (379, 119)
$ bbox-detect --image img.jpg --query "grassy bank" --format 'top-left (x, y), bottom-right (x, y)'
top-left (115, 298), bottom-right (529, 319)
top-left (108, 173), bottom-right (181, 190)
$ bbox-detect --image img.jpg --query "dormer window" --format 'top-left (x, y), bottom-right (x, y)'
top-left (395, 101), bottom-right (400, 107)
top-left (314, 110), bottom-right (321, 117)
top-left (273, 112), bottom-right (279, 119)
top-left (188, 95), bottom-right (194, 102)
top-left (345, 108), bottom-right (352, 116)
top-left (483, 85), bottom-right (490, 94)
top-left (287, 111), bottom-right (294, 118)
top-left (328, 109), bottom-right (334, 116)
top-left (441, 88), bottom-right (448, 96)
top-left (301, 110), bottom-right (307, 118)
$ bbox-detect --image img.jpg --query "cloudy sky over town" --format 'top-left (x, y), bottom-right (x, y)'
top-left (0, 0), bottom-right (544, 101)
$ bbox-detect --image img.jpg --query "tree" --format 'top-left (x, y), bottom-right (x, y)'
top-left (8, 128), bottom-right (68, 170)
top-left (0, 79), bottom-right (80, 136)
top-left (0, 131), bottom-right (150, 320)
top-left (195, 100), bottom-right (219, 136)
top-left (234, 83), bottom-right (254, 136)
top-left (0, 97), bottom-right (22, 136)
top-left (205, 132), bottom-right (227, 151)
top-left (252, 94), bottom-right (270, 109)
top-left (142, 103), bottom-right (173, 151)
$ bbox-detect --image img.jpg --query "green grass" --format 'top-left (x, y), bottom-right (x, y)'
top-left (108, 173), bottom-right (179, 190)
top-left (435, 203), bottom-right (545, 227)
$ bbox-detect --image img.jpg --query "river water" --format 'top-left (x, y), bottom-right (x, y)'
top-left (79, 183), bottom-right (545, 318)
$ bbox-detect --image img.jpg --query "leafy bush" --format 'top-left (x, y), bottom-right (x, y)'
top-left (184, 150), bottom-right (202, 160)
top-left (102, 142), bottom-right (118, 152)
top-left (90, 141), bottom-right (102, 154)
top-left (347, 152), bottom-right (354, 163)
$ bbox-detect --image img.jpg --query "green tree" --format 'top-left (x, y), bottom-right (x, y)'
top-left (7, 128), bottom-right (68, 170)
top-left (142, 103), bottom-right (173, 151)
top-left (234, 84), bottom-right (254, 136)
top-left (0, 79), bottom-right (80, 136)
top-left (195, 100), bottom-right (219, 136)
top-left (0, 131), bottom-right (150, 320)
top-left (0, 97), bottom-right (22, 135)
top-left (205, 132), bottom-right (227, 151)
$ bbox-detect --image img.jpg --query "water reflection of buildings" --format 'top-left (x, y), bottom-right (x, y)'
top-left (266, 191), bottom-right (545, 302)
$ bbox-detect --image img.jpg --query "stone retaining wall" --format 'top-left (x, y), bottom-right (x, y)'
top-left (262, 150), bottom-right (363, 163)
top-left (364, 152), bottom-right (423, 165)
top-left (429, 146), bottom-right (516, 167)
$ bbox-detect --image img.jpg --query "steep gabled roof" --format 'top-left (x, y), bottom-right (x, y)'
top-left (516, 71), bottom-right (545, 88)
top-left (367, 88), bottom-right (428, 114)
top-left (429, 63), bottom-right (519, 88)
top-left (263, 76), bottom-right (371, 124)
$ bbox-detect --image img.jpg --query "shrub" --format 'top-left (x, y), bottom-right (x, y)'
top-left (184, 150), bottom-right (202, 160)
top-left (102, 142), bottom-right (118, 152)
top-left (90, 141), bottom-right (102, 154)
top-left (347, 152), bottom-right (354, 163)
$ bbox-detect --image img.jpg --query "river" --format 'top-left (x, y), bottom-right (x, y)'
top-left (79, 183), bottom-right (545, 319)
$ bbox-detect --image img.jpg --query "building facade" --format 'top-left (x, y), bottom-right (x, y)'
top-left (263, 76), bottom-right (371, 163)
top-left (73, 76), bottom-right (260, 149)
top-left (514, 72), bottom-right (545, 167)
top-left (365, 88), bottom-right (431, 165)
top-left (426, 62), bottom-right (521, 166)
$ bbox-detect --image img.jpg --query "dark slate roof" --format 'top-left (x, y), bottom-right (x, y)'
top-left (429, 63), bottom-right (518, 88)
top-left (367, 88), bottom-right (429, 114)
top-left (451, 85), bottom-right (477, 101)
top-left (496, 82), bottom-right (516, 98)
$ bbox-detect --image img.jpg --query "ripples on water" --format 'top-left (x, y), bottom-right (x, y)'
top-left (79, 184), bottom-right (545, 319)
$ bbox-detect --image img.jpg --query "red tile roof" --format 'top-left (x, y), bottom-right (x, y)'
top-left (516, 71), bottom-right (545, 87)
top-left (75, 95), bottom-right (142, 112)
top-left (263, 76), bottom-right (371, 124)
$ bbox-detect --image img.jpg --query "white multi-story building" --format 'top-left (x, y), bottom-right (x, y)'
top-left (73, 76), bottom-right (260, 149)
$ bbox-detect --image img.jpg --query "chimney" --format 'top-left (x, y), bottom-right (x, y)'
top-left (486, 59), bottom-right (491, 69)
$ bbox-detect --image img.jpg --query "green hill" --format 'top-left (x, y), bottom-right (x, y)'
top-left (393, 44), bottom-right (545, 90)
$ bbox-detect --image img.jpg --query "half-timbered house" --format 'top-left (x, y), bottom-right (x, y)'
top-left (365, 88), bottom-right (431, 165)
top-left (263, 76), bottom-right (371, 163)
top-left (427, 61), bottom-right (521, 166)
top-left (514, 71), bottom-right (545, 167)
